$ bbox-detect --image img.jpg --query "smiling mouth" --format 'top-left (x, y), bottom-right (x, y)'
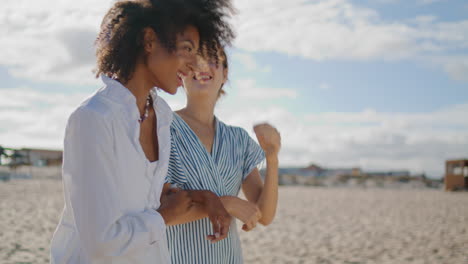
top-left (194, 73), bottom-right (213, 82)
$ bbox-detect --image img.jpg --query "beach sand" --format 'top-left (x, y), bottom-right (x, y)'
top-left (1, 180), bottom-right (467, 264)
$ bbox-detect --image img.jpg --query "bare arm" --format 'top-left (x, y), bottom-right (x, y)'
top-left (160, 183), bottom-right (231, 242)
top-left (160, 183), bottom-right (208, 225)
top-left (242, 155), bottom-right (279, 226)
top-left (242, 123), bottom-right (281, 226)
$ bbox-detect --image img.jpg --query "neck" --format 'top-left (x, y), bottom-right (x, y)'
top-left (179, 96), bottom-right (216, 127)
top-left (123, 64), bottom-right (155, 115)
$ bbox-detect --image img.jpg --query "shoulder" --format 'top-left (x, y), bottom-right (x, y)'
top-left (67, 90), bottom-right (116, 129)
top-left (170, 111), bottom-right (185, 130)
top-left (218, 120), bottom-right (251, 140)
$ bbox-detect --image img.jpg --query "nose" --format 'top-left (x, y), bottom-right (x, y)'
top-left (193, 54), bottom-right (212, 72)
top-left (186, 53), bottom-right (200, 73)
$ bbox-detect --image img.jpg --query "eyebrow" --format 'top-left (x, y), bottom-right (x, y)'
top-left (181, 40), bottom-right (195, 48)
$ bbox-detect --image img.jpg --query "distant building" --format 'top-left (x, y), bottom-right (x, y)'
top-left (274, 162), bottom-right (439, 188)
top-left (445, 159), bottom-right (468, 191)
top-left (351, 168), bottom-right (361, 177)
top-left (364, 171), bottom-right (410, 177)
top-left (0, 147), bottom-right (63, 180)
top-left (10, 148), bottom-right (63, 167)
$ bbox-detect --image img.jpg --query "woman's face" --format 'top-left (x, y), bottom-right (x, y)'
top-left (182, 50), bottom-right (227, 101)
top-left (145, 25), bottom-right (200, 95)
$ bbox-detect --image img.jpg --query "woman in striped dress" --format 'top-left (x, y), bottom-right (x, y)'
top-left (162, 47), bottom-right (281, 263)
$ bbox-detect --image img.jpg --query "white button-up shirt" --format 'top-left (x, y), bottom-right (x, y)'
top-left (50, 75), bottom-right (172, 263)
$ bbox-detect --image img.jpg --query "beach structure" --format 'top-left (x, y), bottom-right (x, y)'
top-left (445, 159), bottom-right (468, 191)
top-left (0, 148), bottom-right (63, 180)
top-left (11, 148), bottom-right (63, 166)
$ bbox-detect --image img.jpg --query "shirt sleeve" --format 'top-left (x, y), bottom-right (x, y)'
top-left (241, 128), bottom-right (265, 181)
top-left (165, 135), bottom-right (188, 187)
top-left (62, 107), bottom-right (166, 259)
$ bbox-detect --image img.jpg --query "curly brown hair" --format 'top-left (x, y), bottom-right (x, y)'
top-left (218, 47), bottom-right (228, 98)
top-left (94, 0), bottom-right (235, 84)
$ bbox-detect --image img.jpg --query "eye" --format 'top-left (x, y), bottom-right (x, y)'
top-left (185, 46), bottom-right (193, 53)
top-left (208, 62), bottom-right (217, 68)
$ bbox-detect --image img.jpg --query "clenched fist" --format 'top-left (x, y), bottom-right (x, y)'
top-left (253, 123), bottom-right (281, 156)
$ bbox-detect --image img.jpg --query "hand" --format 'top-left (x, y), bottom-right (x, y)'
top-left (254, 123), bottom-right (281, 156)
top-left (204, 193), bottom-right (232, 243)
top-left (223, 196), bottom-right (262, 232)
top-left (157, 189), bottom-right (192, 225)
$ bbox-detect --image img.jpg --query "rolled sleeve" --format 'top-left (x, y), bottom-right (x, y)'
top-left (143, 209), bottom-right (166, 244)
top-left (241, 128), bottom-right (266, 181)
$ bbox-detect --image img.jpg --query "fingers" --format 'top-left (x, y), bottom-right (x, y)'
top-left (168, 187), bottom-right (180, 194)
top-left (253, 124), bottom-right (280, 141)
top-left (242, 221), bottom-right (257, 232)
top-left (254, 123), bottom-right (276, 133)
top-left (256, 209), bottom-right (263, 221)
top-left (242, 210), bottom-right (259, 232)
top-left (206, 234), bottom-right (216, 241)
top-left (214, 219), bottom-right (230, 242)
top-left (241, 207), bottom-right (261, 232)
top-left (207, 216), bottom-right (231, 243)
top-left (207, 216), bottom-right (221, 243)
top-left (219, 217), bottom-right (230, 239)
top-left (220, 222), bottom-right (228, 238)
top-left (254, 123), bottom-right (270, 130)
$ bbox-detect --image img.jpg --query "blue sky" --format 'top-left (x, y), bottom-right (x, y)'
top-left (0, 0), bottom-right (467, 178)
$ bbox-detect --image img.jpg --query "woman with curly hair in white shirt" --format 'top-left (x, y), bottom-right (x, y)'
top-left (50, 0), bottom-right (235, 263)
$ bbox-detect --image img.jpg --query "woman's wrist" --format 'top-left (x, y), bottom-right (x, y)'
top-left (156, 207), bottom-right (172, 224)
top-left (188, 189), bottom-right (216, 204)
top-left (265, 153), bottom-right (279, 164)
top-left (220, 196), bottom-right (236, 215)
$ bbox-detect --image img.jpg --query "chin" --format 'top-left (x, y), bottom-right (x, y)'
top-left (170, 89), bottom-right (179, 95)
top-left (166, 87), bottom-right (178, 95)
top-left (158, 84), bottom-right (178, 95)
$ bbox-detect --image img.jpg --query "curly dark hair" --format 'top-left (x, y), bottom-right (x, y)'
top-left (94, 0), bottom-right (235, 84)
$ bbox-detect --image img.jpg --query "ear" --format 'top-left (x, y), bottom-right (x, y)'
top-left (143, 27), bottom-right (157, 53)
top-left (222, 67), bottom-right (228, 83)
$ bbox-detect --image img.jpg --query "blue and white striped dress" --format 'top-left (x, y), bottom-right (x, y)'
top-left (166, 113), bottom-right (265, 264)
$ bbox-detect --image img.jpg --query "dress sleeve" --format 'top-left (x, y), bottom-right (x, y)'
top-left (165, 133), bottom-right (188, 187)
top-left (241, 128), bottom-right (265, 181)
top-left (62, 107), bottom-right (166, 259)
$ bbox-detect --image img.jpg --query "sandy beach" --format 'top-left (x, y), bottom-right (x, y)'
top-left (0, 180), bottom-right (467, 264)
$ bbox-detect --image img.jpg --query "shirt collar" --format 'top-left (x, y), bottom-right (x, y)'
top-left (100, 74), bottom-right (161, 104)
top-left (99, 74), bottom-right (172, 127)
top-left (100, 75), bottom-right (136, 106)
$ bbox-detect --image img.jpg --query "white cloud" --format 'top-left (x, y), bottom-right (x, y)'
top-left (0, 0), bottom-right (109, 85)
top-left (424, 55), bottom-right (468, 82)
top-left (0, 87), bottom-right (89, 148)
top-left (234, 79), bottom-right (298, 99)
top-left (318, 82), bottom-right (332, 90)
top-left (417, 0), bottom-right (447, 5)
top-left (232, 0), bottom-right (468, 80)
top-left (0, 0), bottom-right (466, 83)
top-left (376, 0), bottom-right (448, 4)
top-left (441, 57), bottom-right (468, 82)
top-left (232, 52), bottom-right (271, 73)
top-left (240, 0), bottom-right (464, 63)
